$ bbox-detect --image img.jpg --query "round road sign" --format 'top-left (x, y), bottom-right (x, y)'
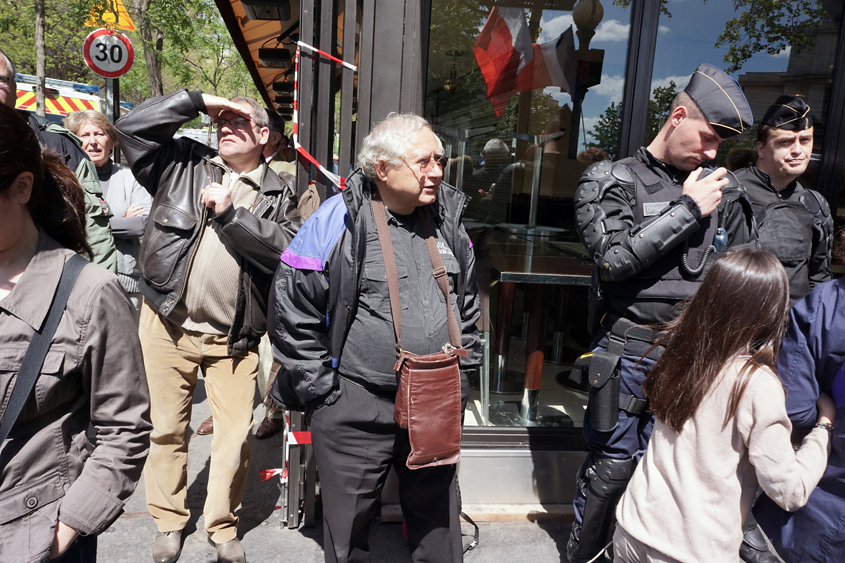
top-left (83, 29), bottom-right (134, 78)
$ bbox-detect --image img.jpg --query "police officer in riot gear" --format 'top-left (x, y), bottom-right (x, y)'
top-left (734, 95), bottom-right (833, 306)
top-left (566, 64), bottom-right (757, 563)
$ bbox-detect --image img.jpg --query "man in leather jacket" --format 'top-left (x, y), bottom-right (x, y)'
top-left (734, 95), bottom-right (832, 306)
top-left (566, 64), bottom-right (758, 563)
top-left (269, 113), bottom-right (481, 563)
top-left (116, 90), bottom-right (300, 563)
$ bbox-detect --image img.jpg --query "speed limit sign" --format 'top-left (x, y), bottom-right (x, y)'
top-left (83, 29), bottom-right (134, 78)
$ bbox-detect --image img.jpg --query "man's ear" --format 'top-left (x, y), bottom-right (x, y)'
top-left (669, 105), bottom-right (688, 128)
top-left (374, 159), bottom-right (390, 182)
top-left (257, 126), bottom-right (270, 146)
top-left (269, 131), bottom-right (281, 147)
top-left (756, 141), bottom-right (766, 161)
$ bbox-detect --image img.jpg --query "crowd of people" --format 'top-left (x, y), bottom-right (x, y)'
top-left (1, 43), bottom-right (845, 563)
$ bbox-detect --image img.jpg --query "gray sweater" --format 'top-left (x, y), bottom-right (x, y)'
top-left (97, 160), bottom-right (151, 293)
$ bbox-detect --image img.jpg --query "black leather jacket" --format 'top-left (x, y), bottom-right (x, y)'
top-left (115, 89), bottom-right (301, 353)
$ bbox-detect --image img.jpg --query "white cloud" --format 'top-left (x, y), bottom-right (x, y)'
top-left (651, 74), bottom-right (692, 93)
top-left (658, 25), bottom-right (670, 34)
top-left (539, 14), bottom-right (574, 43)
top-left (543, 86), bottom-right (574, 105)
top-left (581, 116), bottom-right (601, 142)
top-left (591, 74), bottom-right (625, 102)
top-left (593, 20), bottom-right (630, 43)
top-left (773, 46), bottom-right (791, 58)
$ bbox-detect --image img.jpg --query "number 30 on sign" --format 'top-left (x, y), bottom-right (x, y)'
top-left (83, 28), bottom-right (134, 78)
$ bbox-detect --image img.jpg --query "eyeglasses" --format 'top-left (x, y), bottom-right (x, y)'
top-left (216, 116), bottom-right (254, 130)
top-left (0, 75), bottom-right (14, 86)
top-left (405, 154), bottom-right (448, 175)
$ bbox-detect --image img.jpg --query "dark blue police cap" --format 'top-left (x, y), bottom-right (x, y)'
top-left (760, 95), bottom-right (812, 131)
top-left (683, 64), bottom-right (753, 139)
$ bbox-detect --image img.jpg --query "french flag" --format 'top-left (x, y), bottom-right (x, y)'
top-left (519, 27), bottom-right (577, 96)
top-left (473, 8), bottom-right (577, 116)
top-left (472, 7), bottom-right (534, 116)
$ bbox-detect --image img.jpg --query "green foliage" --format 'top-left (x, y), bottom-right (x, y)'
top-left (1, 0), bottom-right (257, 107)
top-left (585, 101), bottom-right (621, 159)
top-left (618, 0), bottom-right (828, 73)
top-left (586, 81), bottom-right (677, 160)
top-left (644, 81), bottom-right (677, 145)
top-left (716, 0), bottom-right (828, 73)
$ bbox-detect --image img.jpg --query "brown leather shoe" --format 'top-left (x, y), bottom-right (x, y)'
top-left (196, 415), bottom-right (213, 435)
top-left (152, 530), bottom-right (183, 563)
top-left (255, 416), bottom-right (284, 440)
top-left (210, 538), bottom-right (246, 563)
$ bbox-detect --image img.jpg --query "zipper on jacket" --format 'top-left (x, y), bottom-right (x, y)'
top-left (177, 161), bottom-right (215, 301)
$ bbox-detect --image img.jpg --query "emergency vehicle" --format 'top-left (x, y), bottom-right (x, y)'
top-left (14, 73), bottom-right (102, 123)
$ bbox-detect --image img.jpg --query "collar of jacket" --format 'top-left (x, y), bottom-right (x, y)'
top-left (204, 153), bottom-right (291, 196)
top-left (749, 164), bottom-right (799, 196)
top-left (0, 229), bottom-right (67, 331)
top-left (340, 169), bottom-right (470, 227)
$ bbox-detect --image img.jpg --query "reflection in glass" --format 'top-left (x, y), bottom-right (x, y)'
top-left (425, 0), bottom-right (631, 428)
top-left (645, 0), bottom-right (840, 192)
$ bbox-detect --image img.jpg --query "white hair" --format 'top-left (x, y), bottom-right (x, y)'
top-left (483, 138), bottom-right (509, 159)
top-left (0, 49), bottom-right (16, 77)
top-left (357, 112), bottom-right (443, 180)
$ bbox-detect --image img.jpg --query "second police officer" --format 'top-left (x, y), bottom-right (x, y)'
top-left (734, 95), bottom-right (833, 305)
top-left (566, 64), bottom-right (759, 563)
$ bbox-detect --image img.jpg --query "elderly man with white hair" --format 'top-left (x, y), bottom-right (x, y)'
top-left (269, 113), bottom-right (482, 563)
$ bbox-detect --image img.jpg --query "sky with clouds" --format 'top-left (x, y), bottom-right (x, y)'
top-left (533, 0), bottom-right (797, 146)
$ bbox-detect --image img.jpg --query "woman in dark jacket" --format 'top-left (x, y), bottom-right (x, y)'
top-left (0, 105), bottom-right (151, 562)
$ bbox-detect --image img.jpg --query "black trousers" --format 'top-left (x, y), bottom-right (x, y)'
top-left (310, 377), bottom-right (462, 563)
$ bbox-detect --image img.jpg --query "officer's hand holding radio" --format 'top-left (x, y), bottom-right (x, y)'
top-left (683, 166), bottom-right (729, 217)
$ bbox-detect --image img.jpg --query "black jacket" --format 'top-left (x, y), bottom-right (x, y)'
top-left (269, 170), bottom-right (482, 411)
top-left (115, 89), bottom-right (300, 353)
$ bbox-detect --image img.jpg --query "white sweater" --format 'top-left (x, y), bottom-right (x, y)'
top-left (616, 359), bottom-right (830, 563)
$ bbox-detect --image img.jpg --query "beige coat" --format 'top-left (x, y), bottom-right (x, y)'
top-left (0, 232), bottom-right (151, 563)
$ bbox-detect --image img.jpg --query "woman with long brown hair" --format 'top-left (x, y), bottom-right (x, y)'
top-left (613, 249), bottom-right (834, 562)
top-left (0, 104), bottom-right (150, 562)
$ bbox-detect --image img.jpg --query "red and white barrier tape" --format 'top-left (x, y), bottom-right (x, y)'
top-left (291, 42), bottom-right (354, 191)
top-left (297, 40), bottom-right (357, 71)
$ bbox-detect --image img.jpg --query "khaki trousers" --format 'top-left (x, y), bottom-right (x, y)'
top-left (140, 302), bottom-right (258, 544)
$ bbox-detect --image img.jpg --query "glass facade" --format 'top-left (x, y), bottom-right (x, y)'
top-left (423, 0), bottom-right (845, 430)
top-left (425, 0), bottom-right (633, 428)
top-left (644, 0), bottom-right (841, 195)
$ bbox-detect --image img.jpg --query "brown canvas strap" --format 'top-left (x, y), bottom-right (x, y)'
top-left (371, 195), bottom-right (403, 354)
top-left (370, 195), bottom-right (463, 357)
top-left (416, 207), bottom-right (462, 349)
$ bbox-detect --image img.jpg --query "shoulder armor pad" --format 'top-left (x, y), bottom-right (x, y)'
top-left (610, 161), bottom-right (635, 186)
top-left (800, 189), bottom-right (830, 219)
top-left (582, 159), bottom-right (614, 182)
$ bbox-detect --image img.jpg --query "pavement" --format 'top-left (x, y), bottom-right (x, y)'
top-left (98, 380), bottom-right (573, 563)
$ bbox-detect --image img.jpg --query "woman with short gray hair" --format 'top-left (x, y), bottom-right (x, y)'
top-left (66, 109), bottom-right (151, 320)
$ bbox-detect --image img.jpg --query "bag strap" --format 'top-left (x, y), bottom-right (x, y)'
top-left (416, 207), bottom-right (462, 349)
top-left (0, 254), bottom-right (88, 445)
top-left (370, 196), bottom-right (464, 356)
top-left (371, 195), bottom-right (403, 355)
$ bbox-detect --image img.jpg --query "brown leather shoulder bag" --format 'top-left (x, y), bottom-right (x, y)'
top-left (371, 195), bottom-right (466, 469)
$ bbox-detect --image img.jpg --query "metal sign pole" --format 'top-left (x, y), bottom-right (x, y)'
top-left (106, 77), bottom-right (121, 161)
